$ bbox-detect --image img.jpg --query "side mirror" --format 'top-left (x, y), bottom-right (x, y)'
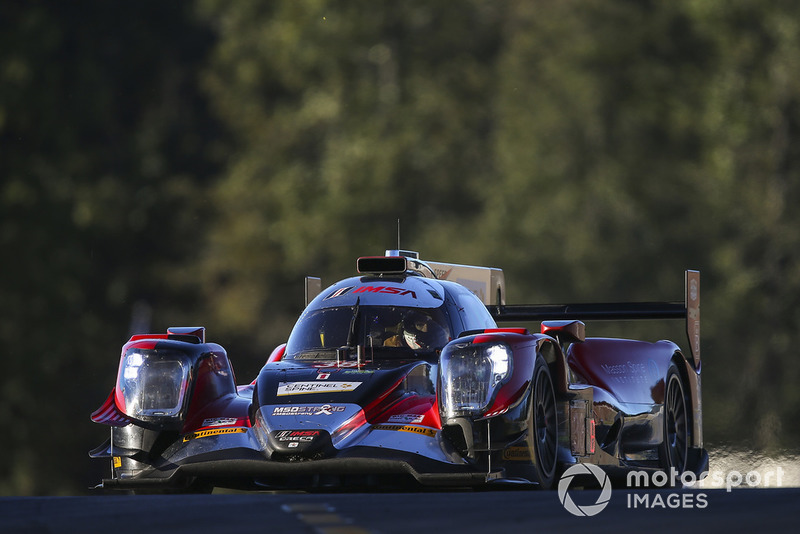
top-left (541, 320), bottom-right (586, 345)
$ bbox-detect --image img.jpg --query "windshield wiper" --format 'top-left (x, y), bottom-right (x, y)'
top-left (345, 297), bottom-right (360, 349)
top-left (339, 297), bottom-right (367, 366)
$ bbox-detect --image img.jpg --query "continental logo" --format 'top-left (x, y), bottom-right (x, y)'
top-left (502, 446), bottom-right (532, 461)
top-left (372, 424), bottom-right (437, 438)
top-left (182, 427), bottom-right (248, 442)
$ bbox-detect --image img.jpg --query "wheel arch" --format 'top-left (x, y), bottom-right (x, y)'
top-left (671, 350), bottom-right (703, 449)
top-left (536, 336), bottom-right (569, 394)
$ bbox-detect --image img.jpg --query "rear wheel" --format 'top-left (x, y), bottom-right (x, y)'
top-left (661, 363), bottom-right (689, 475)
top-left (527, 356), bottom-right (559, 489)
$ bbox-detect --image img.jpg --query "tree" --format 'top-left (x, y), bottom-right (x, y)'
top-left (194, 0), bottom-right (506, 375)
top-left (0, 1), bottom-right (218, 494)
top-left (489, 0), bottom-right (800, 449)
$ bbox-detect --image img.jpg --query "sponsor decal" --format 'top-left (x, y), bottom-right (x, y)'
top-left (316, 372), bottom-right (331, 380)
top-left (600, 361), bottom-right (653, 384)
top-left (277, 381), bottom-right (361, 396)
top-left (387, 414), bottom-right (425, 424)
top-left (312, 361), bottom-right (369, 369)
top-left (201, 417), bottom-right (239, 427)
top-left (112, 456), bottom-right (122, 468)
top-left (432, 267), bottom-right (454, 280)
top-left (271, 405), bottom-right (347, 416)
top-left (372, 424), bottom-right (437, 438)
top-left (182, 427), bottom-right (247, 442)
top-left (502, 446), bottom-right (532, 462)
top-left (274, 430), bottom-right (322, 443)
top-left (352, 285), bottom-right (417, 299)
top-left (324, 286), bottom-right (355, 300)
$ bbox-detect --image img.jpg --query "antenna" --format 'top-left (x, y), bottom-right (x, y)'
top-left (397, 218), bottom-right (401, 250)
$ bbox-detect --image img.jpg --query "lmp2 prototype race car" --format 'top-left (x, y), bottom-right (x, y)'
top-left (90, 250), bottom-right (707, 492)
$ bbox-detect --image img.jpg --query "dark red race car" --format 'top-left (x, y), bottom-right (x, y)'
top-left (90, 250), bottom-right (707, 492)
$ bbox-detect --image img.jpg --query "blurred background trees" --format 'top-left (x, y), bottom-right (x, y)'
top-left (2, 0), bottom-right (799, 494)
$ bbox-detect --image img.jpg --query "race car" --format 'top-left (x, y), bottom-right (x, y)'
top-left (90, 250), bottom-right (707, 492)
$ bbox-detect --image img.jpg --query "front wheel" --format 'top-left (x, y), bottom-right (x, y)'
top-left (526, 356), bottom-right (559, 489)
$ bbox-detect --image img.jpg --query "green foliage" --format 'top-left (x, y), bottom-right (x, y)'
top-left (193, 0), bottom-right (505, 358)
top-left (0, 1), bottom-right (218, 494)
top-left (3, 0), bottom-right (800, 494)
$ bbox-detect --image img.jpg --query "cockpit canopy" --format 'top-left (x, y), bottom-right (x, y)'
top-left (284, 305), bottom-right (452, 360)
top-left (283, 274), bottom-right (496, 362)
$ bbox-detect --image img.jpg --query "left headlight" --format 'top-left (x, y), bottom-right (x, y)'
top-left (439, 342), bottom-right (512, 419)
top-left (118, 349), bottom-right (192, 420)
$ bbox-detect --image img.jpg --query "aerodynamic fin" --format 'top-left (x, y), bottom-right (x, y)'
top-left (90, 388), bottom-right (133, 427)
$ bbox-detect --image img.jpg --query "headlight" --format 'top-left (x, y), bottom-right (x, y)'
top-left (118, 349), bottom-right (191, 420)
top-left (253, 407), bottom-right (271, 451)
top-left (439, 342), bottom-right (512, 419)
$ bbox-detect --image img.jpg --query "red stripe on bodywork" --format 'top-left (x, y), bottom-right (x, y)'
top-left (123, 340), bottom-right (160, 351)
top-left (128, 334), bottom-right (170, 342)
top-left (376, 394), bottom-right (441, 428)
top-left (483, 328), bottom-right (530, 335)
top-left (362, 375), bottom-right (407, 422)
top-left (266, 343), bottom-right (287, 364)
top-left (91, 388), bottom-right (132, 426)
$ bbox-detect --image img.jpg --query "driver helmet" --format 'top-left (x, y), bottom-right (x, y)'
top-left (402, 311), bottom-right (448, 350)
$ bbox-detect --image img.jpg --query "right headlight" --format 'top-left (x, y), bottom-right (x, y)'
top-left (117, 348), bottom-right (192, 421)
top-left (439, 342), bottom-right (512, 419)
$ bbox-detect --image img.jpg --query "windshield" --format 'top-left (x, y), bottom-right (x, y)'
top-left (284, 305), bottom-right (452, 360)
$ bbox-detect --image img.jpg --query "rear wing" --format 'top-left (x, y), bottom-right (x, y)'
top-left (488, 270), bottom-right (700, 367)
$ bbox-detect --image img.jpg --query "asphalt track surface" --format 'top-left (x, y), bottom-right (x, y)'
top-left (1, 488), bottom-right (797, 533)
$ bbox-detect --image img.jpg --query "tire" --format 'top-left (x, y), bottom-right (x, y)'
top-left (660, 362), bottom-right (689, 476)
top-left (527, 356), bottom-right (559, 489)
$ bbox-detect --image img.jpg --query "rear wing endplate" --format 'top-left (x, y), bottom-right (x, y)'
top-left (489, 270), bottom-right (700, 367)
